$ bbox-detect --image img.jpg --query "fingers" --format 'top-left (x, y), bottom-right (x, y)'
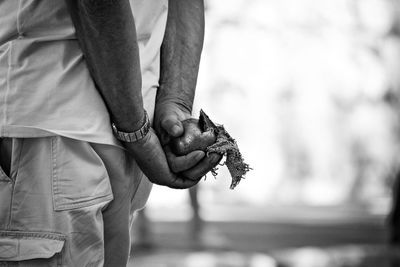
top-left (167, 175), bottom-right (202, 189)
top-left (165, 146), bottom-right (205, 173)
top-left (181, 152), bottom-right (223, 180)
top-left (126, 128), bottom-right (204, 189)
top-left (161, 114), bottom-right (184, 138)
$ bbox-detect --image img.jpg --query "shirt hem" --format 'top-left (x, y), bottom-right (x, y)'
top-left (0, 125), bottom-right (124, 149)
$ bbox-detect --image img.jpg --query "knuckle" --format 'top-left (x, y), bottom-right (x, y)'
top-left (170, 162), bottom-right (179, 172)
top-left (161, 120), bottom-right (170, 130)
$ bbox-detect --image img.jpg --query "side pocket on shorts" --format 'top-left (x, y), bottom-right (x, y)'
top-left (51, 137), bottom-right (113, 211)
top-left (0, 230), bottom-right (65, 264)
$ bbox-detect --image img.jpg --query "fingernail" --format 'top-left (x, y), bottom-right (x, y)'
top-left (195, 151), bottom-right (205, 160)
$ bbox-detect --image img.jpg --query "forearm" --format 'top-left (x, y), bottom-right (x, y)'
top-left (157, 0), bottom-right (205, 114)
top-left (65, 0), bottom-right (144, 132)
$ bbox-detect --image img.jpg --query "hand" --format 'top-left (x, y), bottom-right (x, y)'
top-left (124, 128), bottom-right (201, 189)
top-left (154, 101), bottom-right (191, 144)
top-left (154, 101), bottom-right (222, 180)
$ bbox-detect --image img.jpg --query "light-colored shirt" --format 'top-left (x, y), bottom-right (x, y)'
top-left (0, 0), bottom-right (167, 145)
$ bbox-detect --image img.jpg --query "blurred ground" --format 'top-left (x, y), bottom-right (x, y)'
top-left (128, 205), bottom-right (391, 267)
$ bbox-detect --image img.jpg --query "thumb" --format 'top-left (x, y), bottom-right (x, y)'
top-left (161, 114), bottom-right (184, 138)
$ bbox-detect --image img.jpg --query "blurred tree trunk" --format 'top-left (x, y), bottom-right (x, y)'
top-left (390, 171), bottom-right (400, 244)
top-left (383, 2), bottom-right (400, 244)
top-left (380, 0), bottom-right (400, 245)
top-left (385, 40), bottom-right (400, 245)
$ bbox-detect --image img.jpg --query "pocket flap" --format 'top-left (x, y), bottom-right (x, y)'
top-left (0, 231), bottom-right (65, 261)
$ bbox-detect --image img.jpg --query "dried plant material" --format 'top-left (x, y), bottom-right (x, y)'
top-left (200, 110), bottom-right (251, 189)
top-left (171, 110), bottom-right (251, 189)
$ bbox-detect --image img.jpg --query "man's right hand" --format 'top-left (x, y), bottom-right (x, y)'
top-left (124, 128), bottom-right (204, 189)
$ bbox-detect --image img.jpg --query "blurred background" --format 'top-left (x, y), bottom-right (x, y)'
top-left (129, 0), bottom-right (400, 266)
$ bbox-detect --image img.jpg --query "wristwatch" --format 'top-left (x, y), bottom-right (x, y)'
top-left (112, 111), bottom-right (151, 142)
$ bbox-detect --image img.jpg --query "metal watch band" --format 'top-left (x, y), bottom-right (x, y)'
top-left (112, 111), bottom-right (150, 142)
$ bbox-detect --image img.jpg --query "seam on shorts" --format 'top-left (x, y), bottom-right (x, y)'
top-left (51, 137), bottom-right (58, 211)
top-left (54, 194), bottom-right (113, 211)
top-left (0, 230), bottom-right (66, 241)
top-left (7, 139), bottom-right (23, 229)
top-left (16, 0), bottom-right (24, 36)
top-left (3, 42), bottom-right (12, 126)
top-left (86, 258), bottom-right (104, 267)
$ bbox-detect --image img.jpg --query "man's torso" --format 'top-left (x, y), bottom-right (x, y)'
top-left (0, 0), bottom-right (168, 145)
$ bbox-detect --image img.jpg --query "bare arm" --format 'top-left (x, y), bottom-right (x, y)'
top-left (156, 0), bottom-right (205, 114)
top-left (65, 0), bottom-right (201, 188)
top-left (154, 0), bottom-right (221, 179)
top-left (65, 0), bottom-right (144, 131)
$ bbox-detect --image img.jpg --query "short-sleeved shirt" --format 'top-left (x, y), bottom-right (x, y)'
top-left (0, 0), bottom-right (168, 146)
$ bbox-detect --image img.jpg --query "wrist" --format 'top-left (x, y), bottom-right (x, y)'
top-left (111, 108), bottom-right (145, 133)
top-left (112, 110), bottom-right (150, 143)
top-left (155, 97), bottom-right (193, 116)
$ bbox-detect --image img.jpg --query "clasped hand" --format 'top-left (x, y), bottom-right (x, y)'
top-left (125, 102), bottom-right (221, 189)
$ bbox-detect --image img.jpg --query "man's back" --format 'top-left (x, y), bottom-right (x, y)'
top-left (0, 0), bottom-right (167, 144)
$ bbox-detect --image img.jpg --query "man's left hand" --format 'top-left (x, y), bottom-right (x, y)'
top-left (154, 101), bottom-right (222, 181)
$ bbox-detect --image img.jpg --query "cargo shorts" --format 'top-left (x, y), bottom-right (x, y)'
top-left (0, 136), bottom-right (152, 266)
